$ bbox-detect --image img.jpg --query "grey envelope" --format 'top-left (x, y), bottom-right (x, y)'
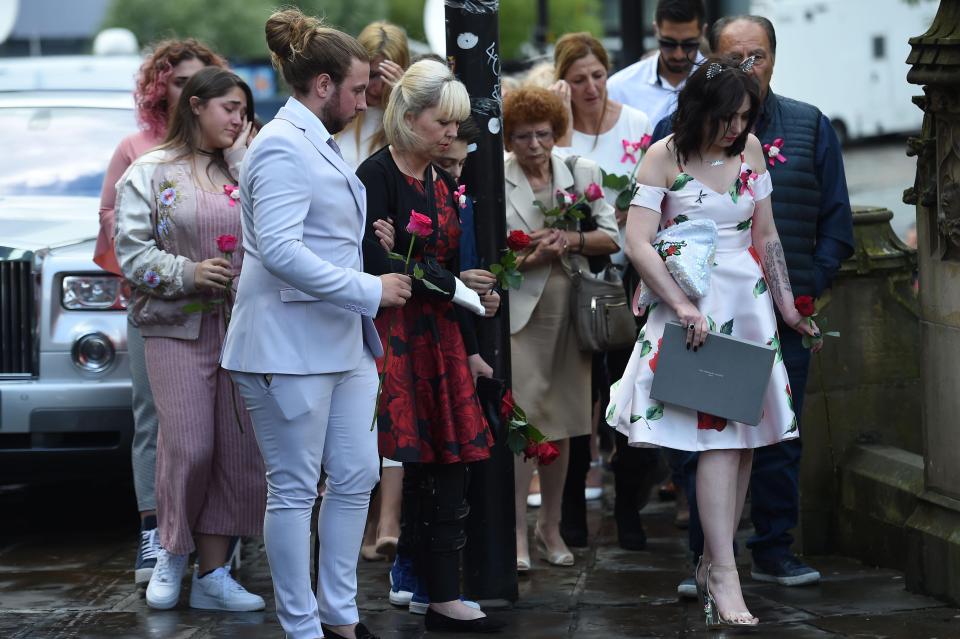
top-left (649, 321), bottom-right (777, 426)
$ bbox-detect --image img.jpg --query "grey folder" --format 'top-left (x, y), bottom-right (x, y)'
top-left (649, 321), bottom-right (777, 426)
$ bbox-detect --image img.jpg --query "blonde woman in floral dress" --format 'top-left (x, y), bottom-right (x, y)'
top-left (115, 67), bottom-right (265, 612)
top-left (606, 59), bottom-right (819, 629)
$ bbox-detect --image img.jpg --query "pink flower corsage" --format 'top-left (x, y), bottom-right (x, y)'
top-left (763, 137), bottom-right (787, 167)
top-left (223, 184), bottom-right (240, 207)
top-left (738, 165), bottom-right (758, 197)
top-left (620, 135), bottom-right (653, 164)
top-left (454, 184), bottom-right (467, 209)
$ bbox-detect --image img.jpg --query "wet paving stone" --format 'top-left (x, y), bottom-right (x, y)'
top-left (1, 479), bottom-right (956, 638)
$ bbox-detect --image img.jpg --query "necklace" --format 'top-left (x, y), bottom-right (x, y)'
top-left (392, 147), bottom-right (425, 181)
top-left (709, 159), bottom-right (725, 167)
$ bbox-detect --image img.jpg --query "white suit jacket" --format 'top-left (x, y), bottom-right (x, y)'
top-left (221, 97), bottom-right (384, 375)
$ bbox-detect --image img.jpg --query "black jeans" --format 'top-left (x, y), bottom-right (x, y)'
top-left (397, 461), bottom-right (470, 602)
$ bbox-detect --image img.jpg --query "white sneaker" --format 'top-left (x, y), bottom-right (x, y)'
top-left (189, 566), bottom-right (265, 612)
top-left (145, 548), bottom-right (188, 609)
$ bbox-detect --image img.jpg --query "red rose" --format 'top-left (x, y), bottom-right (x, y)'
top-left (507, 230), bottom-right (531, 252)
top-left (406, 210), bottom-right (433, 237)
top-left (537, 441), bottom-right (560, 466)
top-left (216, 233), bottom-right (238, 254)
top-left (501, 389), bottom-right (515, 421)
top-left (697, 411), bottom-right (728, 432)
top-left (666, 245), bottom-right (678, 256)
top-left (794, 295), bottom-right (815, 317)
top-left (522, 441), bottom-right (540, 462)
top-left (584, 182), bottom-right (604, 202)
top-left (649, 338), bottom-right (663, 373)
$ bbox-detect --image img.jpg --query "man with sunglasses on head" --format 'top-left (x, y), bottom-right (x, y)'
top-left (607, 0), bottom-right (707, 129)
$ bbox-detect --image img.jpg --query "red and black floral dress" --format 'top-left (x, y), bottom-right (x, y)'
top-left (358, 147), bottom-right (493, 464)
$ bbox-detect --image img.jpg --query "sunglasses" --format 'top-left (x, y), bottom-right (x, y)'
top-left (658, 38), bottom-right (701, 54)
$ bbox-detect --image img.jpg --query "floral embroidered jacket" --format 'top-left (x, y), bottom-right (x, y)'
top-left (114, 147), bottom-right (244, 339)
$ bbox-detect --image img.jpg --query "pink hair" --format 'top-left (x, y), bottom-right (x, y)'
top-left (133, 39), bottom-right (227, 137)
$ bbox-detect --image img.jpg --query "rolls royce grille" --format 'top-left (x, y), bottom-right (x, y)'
top-left (0, 259), bottom-right (36, 376)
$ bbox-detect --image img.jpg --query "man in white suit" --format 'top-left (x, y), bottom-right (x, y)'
top-left (222, 9), bottom-right (411, 639)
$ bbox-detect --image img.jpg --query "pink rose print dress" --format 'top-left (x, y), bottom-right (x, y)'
top-left (606, 156), bottom-right (799, 451)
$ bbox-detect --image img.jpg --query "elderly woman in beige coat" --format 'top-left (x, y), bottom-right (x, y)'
top-left (504, 86), bottom-right (619, 571)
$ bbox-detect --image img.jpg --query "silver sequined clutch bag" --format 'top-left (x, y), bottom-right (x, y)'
top-left (637, 218), bottom-right (718, 307)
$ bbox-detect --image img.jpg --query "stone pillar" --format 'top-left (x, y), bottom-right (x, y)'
top-left (904, 0), bottom-right (960, 604)
top-left (798, 207), bottom-right (920, 556)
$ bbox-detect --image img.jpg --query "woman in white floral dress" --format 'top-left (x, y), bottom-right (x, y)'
top-left (606, 59), bottom-right (820, 629)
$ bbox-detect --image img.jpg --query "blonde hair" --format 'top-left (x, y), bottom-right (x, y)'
top-left (383, 60), bottom-right (471, 153)
top-left (523, 62), bottom-right (556, 89)
top-left (348, 21), bottom-right (410, 157)
top-left (265, 7), bottom-right (368, 95)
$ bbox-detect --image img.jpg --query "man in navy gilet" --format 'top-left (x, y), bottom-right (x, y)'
top-left (651, 15), bottom-right (855, 591)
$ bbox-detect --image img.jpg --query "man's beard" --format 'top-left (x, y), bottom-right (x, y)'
top-left (320, 86), bottom-right (352, 134)
top-left (661, 57), bottom-right (693, 75)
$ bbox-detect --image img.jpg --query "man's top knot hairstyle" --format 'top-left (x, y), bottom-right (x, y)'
top-left (265, 7), bottom-right (369, 94)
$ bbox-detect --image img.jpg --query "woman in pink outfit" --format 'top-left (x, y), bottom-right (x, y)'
top-left (95, 39), bottom-right (227, 587)
top-left (114, 67), bottom-right (265, 612)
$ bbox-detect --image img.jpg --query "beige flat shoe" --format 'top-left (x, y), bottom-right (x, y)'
top-left (535, 526), bottom-right (574, 566)
top-left (516, 555), bottom-right (531, 573)
top-left (360, 544), bottom-right (385, 562)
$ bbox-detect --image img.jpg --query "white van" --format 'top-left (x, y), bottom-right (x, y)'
top-left (752, 0), bottom-right (936, 142)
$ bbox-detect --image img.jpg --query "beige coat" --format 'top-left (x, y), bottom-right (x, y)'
top-left (505, 151), bottom-right (619, 334)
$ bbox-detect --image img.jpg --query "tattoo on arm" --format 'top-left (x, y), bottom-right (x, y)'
top-left (763, 240), bottom-right (793, 314)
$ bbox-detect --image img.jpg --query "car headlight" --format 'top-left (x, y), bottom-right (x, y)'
top-left (71, 332), bottom-right (116, 373)
top-left (62, 275), bottom-right (130, 310)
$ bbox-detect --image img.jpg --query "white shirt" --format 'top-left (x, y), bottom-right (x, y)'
top-left (335, 106), bottom-right (384, 170)
top-left (556, 104), bottom-right (652, 264)
top-left (607, 51), bottom-right (706, 129)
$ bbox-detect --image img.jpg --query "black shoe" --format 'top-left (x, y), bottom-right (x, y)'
top-left (321, 622), bottom-right (380, 639)
top-left (751, 554), bottom-right (821, 586)
top-left (614, 497), bottom-right (647, 551)
top-left (559, 524), bottom-right (589, 548)
top-left (617, 524), bottom-right (647, 551)
top-left (424, 608), bottom-right (505, 633)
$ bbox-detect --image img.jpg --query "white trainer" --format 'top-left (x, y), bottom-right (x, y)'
top-left (189, 566), bottom-right (265, 612)
top-left (145, 548), bottom-right (188, 610)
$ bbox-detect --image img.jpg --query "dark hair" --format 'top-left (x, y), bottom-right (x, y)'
top-left (265, 8), bottom-right (369, 94)
top-left (456, 115), bottom-right (480, 144)
top-left (411, 52), bottom-right (447, 66)
top-left (655, 0), bottom-right (706, 26)
top-left (161, 66), bottom-right (255, 182)
top-left (670, 57), bottom-right (761, 166)
top-left (709, 15), bottom-right (777, 56)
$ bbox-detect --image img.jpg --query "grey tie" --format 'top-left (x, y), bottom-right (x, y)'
top-left (327, 137), bottom-right (343, 159)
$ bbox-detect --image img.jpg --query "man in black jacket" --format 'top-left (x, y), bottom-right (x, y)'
top-left (652, 15), bottom-right (854, 592)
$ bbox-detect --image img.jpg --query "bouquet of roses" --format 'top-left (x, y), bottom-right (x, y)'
top-left (501, 390), bottom-right (559, 466)
top-left (794, 295), bottom-right (839, 350)
top-left (535, 182), bottom-right (604, 229)
top-left (601, 134), bottom-right (653, 210)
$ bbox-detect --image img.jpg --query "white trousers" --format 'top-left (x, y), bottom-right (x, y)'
top-left (232, 352), bottom-right (380, 639)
